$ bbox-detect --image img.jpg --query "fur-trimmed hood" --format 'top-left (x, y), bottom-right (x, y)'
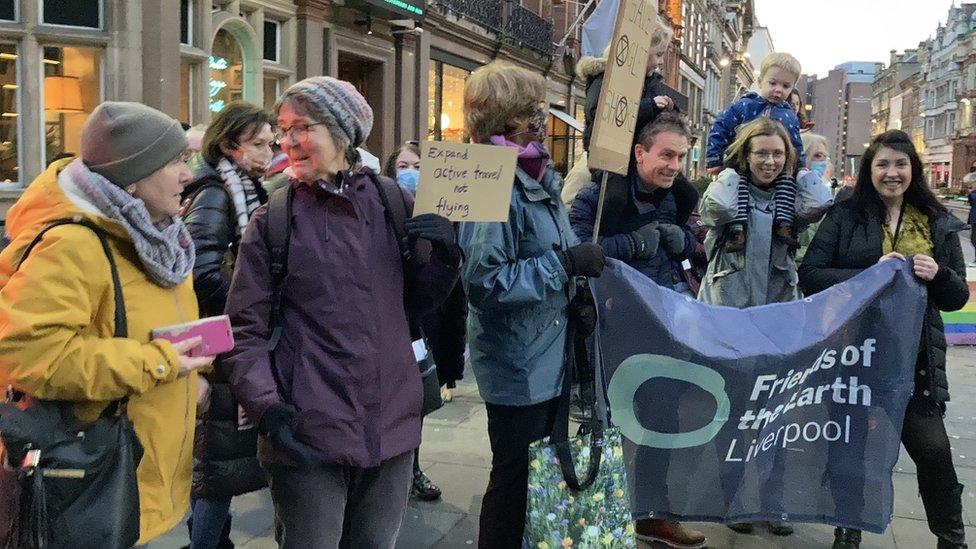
top-left (577, 56), bottom-right (606, 82)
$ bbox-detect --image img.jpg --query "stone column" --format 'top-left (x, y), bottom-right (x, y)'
top-left (139, 0), bottom-right (179, 116)
top-left (295, 0), bottom-right (330, 79)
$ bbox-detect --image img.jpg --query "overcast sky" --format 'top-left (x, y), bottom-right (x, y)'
top-left (753, 0), bottom-right (957, 77)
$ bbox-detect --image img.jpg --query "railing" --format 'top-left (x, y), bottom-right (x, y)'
top-left (438, 0), bottom-right (555, 56)
top-left (440, 0), bottom-right (504, 32)
top-left (504, 2), bottom-right (555, 55)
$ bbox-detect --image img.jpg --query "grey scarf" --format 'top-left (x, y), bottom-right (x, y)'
top-left (62, 159), bottom-right (195, 288)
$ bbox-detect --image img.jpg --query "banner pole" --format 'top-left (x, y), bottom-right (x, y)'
top-left (591, 171), bottom-right (610, 244)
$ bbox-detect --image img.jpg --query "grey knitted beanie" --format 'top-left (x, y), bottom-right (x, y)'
top-left (81, 101), bottom-right (188, 187)
top-left (282, 77), bottom-right (373, 148)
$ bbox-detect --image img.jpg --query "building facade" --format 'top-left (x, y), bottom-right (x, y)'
top-left (0, 0), bottom-right (587, 213)
top-left (870, 48), bottom-right (920, 138)
top-left (810, 62), bottom-right (878, 181)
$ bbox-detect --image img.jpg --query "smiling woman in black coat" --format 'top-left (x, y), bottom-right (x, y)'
top-left (799, 130), bottom-right (969, 549)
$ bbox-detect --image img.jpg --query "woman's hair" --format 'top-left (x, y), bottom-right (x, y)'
top-left (275, 94), bottom-right (359, 167)
top-left (723, 118), bottom-right (797, 177)
top-left (648, 17), bottom-right (674, 54)
top-left (850, 130), bottom-right (946, 220)
top-left (202, 101), bottom-right (273, 166)
top-left (789, 89), bottom-right (807, 125)
top-left (800, 132), bottom-right (828, 167)
top-left (464, 60), bottom-right (545, 143)
top-left (383, 142), bottom-right (421, 178)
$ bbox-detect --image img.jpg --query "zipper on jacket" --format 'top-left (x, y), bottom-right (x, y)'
top-left (170, 290), bottom-right (192, 509)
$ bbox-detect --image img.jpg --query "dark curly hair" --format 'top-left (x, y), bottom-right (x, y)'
top-left (849, 130), bottom-right (945, 221)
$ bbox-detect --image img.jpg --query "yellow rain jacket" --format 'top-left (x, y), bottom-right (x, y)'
top-left (0, 160), bottom-right (199, 544)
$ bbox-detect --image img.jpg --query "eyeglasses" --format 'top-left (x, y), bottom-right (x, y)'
top-left (750, 150), bottom-right (786, 161)
top-left (274, 122), bottom-right (327, 144)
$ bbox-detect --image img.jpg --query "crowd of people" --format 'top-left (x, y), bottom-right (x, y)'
top-left (0, 13), bottom-right (969, 549)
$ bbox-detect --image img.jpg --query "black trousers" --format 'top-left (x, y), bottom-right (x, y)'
top-left (479, 397), bottom-right (560, 549)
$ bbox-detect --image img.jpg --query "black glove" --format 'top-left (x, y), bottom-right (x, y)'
top-left (657, 223), bottom-right (686, 256)
top-left (259, 403), bottom-right (316, 465)
top-left (556, 242), bottom-right (606, 278)
top-left (405, 214), bottom-right (456, 247)
top-left (629, 222), bottom-right (660, 260)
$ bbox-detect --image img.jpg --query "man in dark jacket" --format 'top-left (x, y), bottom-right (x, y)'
top-left (571, 113), bottom-right (706, 549)
top-left (967, 180), bottom-right (976, 262)
top-left (181, 101), bottom-right (274, 549)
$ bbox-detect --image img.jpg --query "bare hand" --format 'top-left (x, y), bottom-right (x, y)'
top-left (878, 252), bottom-right (906, 264)
top-left (654, 95), bottom-right (674, 110)
top-left (912, 254), bottom-right (940, 281)
top-left (197, 376), bottom-right (212, 408)
top-left (171, 336), bottom-right (216, 378)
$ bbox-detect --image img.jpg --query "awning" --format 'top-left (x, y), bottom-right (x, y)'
top-left (550, 108), bottom-right (584, 133)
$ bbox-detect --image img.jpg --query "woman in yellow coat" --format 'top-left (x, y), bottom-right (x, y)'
top-left (0, 102), bottom-right (215, 545)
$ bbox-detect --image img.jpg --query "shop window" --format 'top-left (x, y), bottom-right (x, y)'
top-left (264, 20), bottom-right (279, 62)
top-left (42, 0), bottom-right (101, 29)
top-left (427, 61), bottom-right (469, 142)
top-left (180, 58), bottom-right (194, 124)
top-left (0, 43), bottom-right (19, 183)
top-left (0, 0), bottom-right (14, 21)
top-left (181, 0), bottom-right (193, 46)
top-left (210, 29), bottom-right (243, 113)
top-left (42, 46), bottom-right (101, 167)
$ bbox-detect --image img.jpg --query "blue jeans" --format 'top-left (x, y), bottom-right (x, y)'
top-left (189, 497), bottom-right (233, 549)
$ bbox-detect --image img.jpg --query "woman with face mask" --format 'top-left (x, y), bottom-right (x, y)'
top-left (795, 133), bottom-right (833, 264)
top-left (458, 60), bottom-right (606, 547)
top-left (180, 101), bottom-right (275, 549)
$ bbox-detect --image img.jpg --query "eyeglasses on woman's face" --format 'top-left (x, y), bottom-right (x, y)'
top-left (274, 122), bottom-right (327, 145)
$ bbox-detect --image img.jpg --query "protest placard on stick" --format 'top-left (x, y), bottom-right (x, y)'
top-left (587, 0), bottom-right (661, 176)
top-left (413, 141), bottom-right (517, 222)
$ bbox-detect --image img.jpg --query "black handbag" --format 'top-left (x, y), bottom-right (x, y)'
top-left (414, 329), bottom-right (444, 417)
top-left (0, 219), bottom-right (143, 549)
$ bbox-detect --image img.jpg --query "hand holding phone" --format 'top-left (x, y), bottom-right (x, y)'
top-left (151, 315), bottom-right (235, 358)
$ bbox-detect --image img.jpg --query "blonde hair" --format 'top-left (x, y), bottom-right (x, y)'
top-left (759, 52), bottom-right (801, 82)
top-left (724, 118), bottom-right (797, 176)
top-left (601, 16), bottom-right (672, 58)
top-left (464, 60), bottom-right (545, 143)
top-left (800, 133), bottom-right (829, 167)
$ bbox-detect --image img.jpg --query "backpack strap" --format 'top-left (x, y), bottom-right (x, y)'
top-left (367, 172), bottom-right (411, 260)
top-left (16, 218), bottom-right (129, 413)
top-left (262, 184), bottom-right (293, 402)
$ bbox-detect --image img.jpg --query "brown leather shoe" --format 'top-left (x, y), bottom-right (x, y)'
top-left (634, 518), bottom-right (707, 549)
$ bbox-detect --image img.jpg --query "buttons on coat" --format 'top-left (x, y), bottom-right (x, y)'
top-left (155, 364), bottom-right (167, 376)
top-left (923, 390), bottom-right (930, 397)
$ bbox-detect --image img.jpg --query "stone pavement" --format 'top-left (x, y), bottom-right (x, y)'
top-left (150, 346), bottom-right (976, 549)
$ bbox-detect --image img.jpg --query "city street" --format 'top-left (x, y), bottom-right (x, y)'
top-left (149, 209), bottom-right (976, 549)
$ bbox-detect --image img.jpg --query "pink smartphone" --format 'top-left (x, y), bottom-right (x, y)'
top-left (151, 315), bottom-right (234, 357)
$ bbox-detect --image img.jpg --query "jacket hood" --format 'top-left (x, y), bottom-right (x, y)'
top-left (577, 56), bottom-right (606, 81)
top-left (4, 159), bottom-right (131, 253)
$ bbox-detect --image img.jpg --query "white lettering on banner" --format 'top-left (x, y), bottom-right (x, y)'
top-left (725, 416), bottom-right (851, 463)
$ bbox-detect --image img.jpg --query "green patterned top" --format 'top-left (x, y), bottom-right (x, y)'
top-left (883, 203), bottom-right (933, 257)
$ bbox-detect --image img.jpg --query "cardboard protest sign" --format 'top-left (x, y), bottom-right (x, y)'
top-left (413, 141), bottom-right (517, 222)
top-left (594, 259), bottom-right (925, 533)
top-left (588, 0), bottom-right (661, 175)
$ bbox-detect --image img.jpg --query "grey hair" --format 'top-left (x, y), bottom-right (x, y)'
top-left (274, 93), bottom-right (359, 167)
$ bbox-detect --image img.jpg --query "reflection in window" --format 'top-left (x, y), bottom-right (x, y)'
top-left (210, 29), bottom-right (243, 113)
top-left (43, 0), bottom-right (100, 28)
top-left (0, 0), bottom-right (13, 21)
top-left (180, 58), bottom-right (194, 124)
top-left (0, 43), bottom-right (18, 183)
top-left (264, 21), bottom-right (279, 62)
top-left (427, 61), bottom-right (469, 142)
top-left (43, 46), bottom-right (101, 167)
top-left (263, 76), bottom-right (280, 111)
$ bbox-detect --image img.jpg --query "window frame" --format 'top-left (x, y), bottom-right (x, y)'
top-left (263, 19), bottom-right (280, 63)
top-left (181, 0), bottom-right (194, 47)
top-left (39, 0), bottom-right (104, 30)
top-left (0, 0), bottom-right (17, 22)
top-left (0, 41), bottom-right (21, 183)
top-left (39, 43), bottom-right (105, 167)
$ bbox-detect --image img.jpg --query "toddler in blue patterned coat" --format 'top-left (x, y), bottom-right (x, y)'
top-left (706, 53), bottom-right (805, 251)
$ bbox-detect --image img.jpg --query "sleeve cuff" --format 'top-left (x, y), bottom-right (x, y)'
top-left (543, 249), bottom-right (571, 285)
top-left (932, 264), bottom-right (951, 285)
top-left (144, 340), bottom-right (181, 383)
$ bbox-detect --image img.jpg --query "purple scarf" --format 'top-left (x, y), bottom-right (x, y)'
top-left (489, 136), bottom-right (550, 181)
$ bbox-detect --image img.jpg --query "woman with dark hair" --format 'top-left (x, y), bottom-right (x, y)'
top-left (382, 142), bottom-right (467, 502)
top-left (181, 101), bottom-right (275, 549)
top-left (799, 130), bottom-right (969, 549)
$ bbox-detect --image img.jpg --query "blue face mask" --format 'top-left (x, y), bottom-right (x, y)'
top-left (396, 169), bottom-right (420, 195)
top-left (810, 160), bottom-right (829, 180)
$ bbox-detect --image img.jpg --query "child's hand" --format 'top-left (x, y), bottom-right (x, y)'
top-left (654, 95), bottom-right (674, 110)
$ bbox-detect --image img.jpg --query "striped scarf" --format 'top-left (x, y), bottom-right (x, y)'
top-left (216, 157), bottom-right (262, 236)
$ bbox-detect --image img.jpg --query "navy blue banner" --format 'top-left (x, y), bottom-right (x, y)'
top-left (594, 259), bottom-right (926, 533)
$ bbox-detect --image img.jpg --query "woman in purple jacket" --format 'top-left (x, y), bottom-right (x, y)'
top-left (224, 77), bottom-right (460, 548)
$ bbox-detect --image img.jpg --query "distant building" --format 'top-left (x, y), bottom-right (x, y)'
top-left (810, 62), bottom-right (881, 180)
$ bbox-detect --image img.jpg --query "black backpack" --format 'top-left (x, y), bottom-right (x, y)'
top-left (261, 175), bottom-right (442, 414)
